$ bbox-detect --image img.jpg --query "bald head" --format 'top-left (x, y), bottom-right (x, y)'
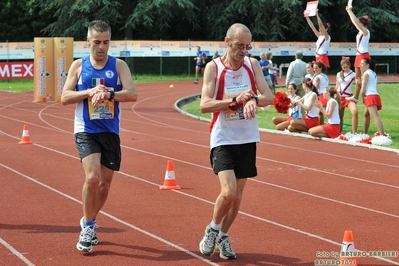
top-left (224, 23), bottom-right (252, 62)
top-left (226, 23), bottom-right (251, 39)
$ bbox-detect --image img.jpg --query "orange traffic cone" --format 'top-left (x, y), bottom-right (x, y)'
top-left (18, 125), bottom-right (33, 144)
top-left (339, 230), bottom-right (358, 265)
top-left (159, 160), bottom-right (181, 190)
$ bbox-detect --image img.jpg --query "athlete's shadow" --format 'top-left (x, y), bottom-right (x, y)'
top-left (0, 224), bottom-right (124, 234)
top-left (85, 241), bottom-right (197, 262)
top-left (86, 242), bottom-right (305, 264)
top-left (209, 252), bottom-right (311, 265)
top-left (211, 252), bottom-right (395, 266)
top-left (85, 244), bottom-right (397, 266)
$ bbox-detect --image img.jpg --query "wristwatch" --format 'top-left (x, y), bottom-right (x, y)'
top-left (251, 96), bottom-right (259, 105)
top-left (108, 90), bottom-right (115, 101)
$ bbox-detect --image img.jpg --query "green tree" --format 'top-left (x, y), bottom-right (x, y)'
top-left (0, 0), bottom-right (51, 41)
top-left (5, 0), bottom-right (399, 43)
top-left (34, 0), bottom-right (122, 40)
top-left (200, 0), bottom-right (399, 42)
top-left (34, 0), bottom-right (201, 41)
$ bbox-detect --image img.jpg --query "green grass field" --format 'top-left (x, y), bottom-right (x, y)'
top-left (182, 84), bottom-right (399, 150)
top-left (0, 74), bottom-right (193, 92)
top-left (1, 77), bottom-right (397, 149)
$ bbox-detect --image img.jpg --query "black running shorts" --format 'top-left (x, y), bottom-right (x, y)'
top-left (74, 132), bottom-right (121, 171)
top-left (210, 143), bottom-right (257, 178)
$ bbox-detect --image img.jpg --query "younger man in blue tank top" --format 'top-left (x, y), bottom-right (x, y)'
top-left (61, 20), bottom-right (138, 252)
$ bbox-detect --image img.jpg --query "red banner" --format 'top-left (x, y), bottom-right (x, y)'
top-left (0, 61), bottom-right (33, 79)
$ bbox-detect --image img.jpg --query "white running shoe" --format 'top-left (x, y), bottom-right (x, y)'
top-left (199, 225), bottom-right (219, 256)
top-left (216, 235), bottom-right (236, 260)
top-left (80, 217), bottom-right (98, 245)
top-left (76, 226), bottom-right (95, 252)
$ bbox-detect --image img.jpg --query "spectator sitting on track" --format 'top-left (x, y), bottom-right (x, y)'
top-left (309, 86), bottom-right (341, 138)
top-left (288, 78), bottom-right (319, 133)
top-left (312, 61), bottom-right (329, 125)
top-left (272, 83), bottom-right (302, 131)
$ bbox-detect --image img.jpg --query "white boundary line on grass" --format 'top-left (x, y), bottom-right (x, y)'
top-left (174, 94), bottom-right (399, 154)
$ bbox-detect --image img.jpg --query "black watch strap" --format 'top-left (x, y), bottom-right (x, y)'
top-left (108, 90), bottom-right (115, 101)
top-left (251, 96), bottom-right (259, 105)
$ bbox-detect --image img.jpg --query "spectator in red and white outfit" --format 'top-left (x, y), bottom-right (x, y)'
top-left (312, 61), bottom-right (329, 124)
top-left (272, 83), bottom-right (302, 131)
top-left (288, 78), bottom-right (319, 133)
top-left (309, 87), bottom-right (341, 138)
top-left (346, 5), bottom-right (371, 103)
top-left (336, 56), bottom-right (358, 133)
top-left (359, 58), bottom-right (385, 135)
top-left (305, 9), bottom-right (331, 68)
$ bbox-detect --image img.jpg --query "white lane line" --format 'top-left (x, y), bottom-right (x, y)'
top-left (1, 129), bottom-right (398, 216)
top-left (0, 163), bottom-right (218, 266)
top-left (0, 237), bottom-right (35, 266)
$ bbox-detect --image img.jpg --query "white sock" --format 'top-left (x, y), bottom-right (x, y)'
top-left (218, 231), bottom-right (228, 238)
top-left (210, 221), bottom-right (221, 231)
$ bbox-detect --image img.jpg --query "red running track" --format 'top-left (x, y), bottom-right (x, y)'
top-left (0, 80), bottom-right (398, 266)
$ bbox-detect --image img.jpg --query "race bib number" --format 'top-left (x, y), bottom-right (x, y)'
top-left (225, 84), bottom-right (249, 121)
top-left (88, 87), bottom-right (115, 120)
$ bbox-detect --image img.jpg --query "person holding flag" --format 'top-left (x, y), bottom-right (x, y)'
top-left (304, 8), bottom-right (331, 69)
top-left (345, 4), bottom-right (371, 103)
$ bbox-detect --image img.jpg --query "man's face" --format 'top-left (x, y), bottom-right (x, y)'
top-left (225, 32), bottom-right (252, 62)
top-left (87, 30), bottom-right (111, 61)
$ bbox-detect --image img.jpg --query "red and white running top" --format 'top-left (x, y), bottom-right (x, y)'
top-left (209, 56), bottom-right (260, 149)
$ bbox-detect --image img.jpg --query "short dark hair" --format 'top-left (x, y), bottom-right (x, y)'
top-left (87, 20), bottom-right (111, 39)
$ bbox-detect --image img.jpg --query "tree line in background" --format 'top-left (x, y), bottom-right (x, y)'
top-left (1, 0), bottom-right (399, 43)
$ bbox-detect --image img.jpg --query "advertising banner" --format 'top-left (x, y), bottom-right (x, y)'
top-left (0, 61), bottom-right (33, 79)
top-left (1, 41), bottom-right (398, 60)
top-left (53, 37), bottom-right (73, 102)
top-left (33, 38), bottom-right (53, 102)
